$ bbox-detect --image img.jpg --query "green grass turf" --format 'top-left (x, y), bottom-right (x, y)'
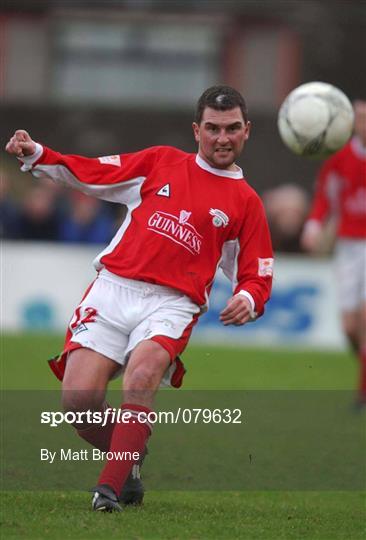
top-left (0, 333), bottom-right (360, 390)
top-left (2, 491), bottom-right (365, 540)
top-left (1, 333), bottom-right (365, 539)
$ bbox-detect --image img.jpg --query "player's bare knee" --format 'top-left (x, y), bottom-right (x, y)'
top-left (123, 366), bottom-right (158, 407)
top-left (342, 323), bottom-right (358, 346)
top-left (61, 388), bottom-right (104, 414)
top-left (62, 371), bottom-right (104, 412)
top-left (342, 311), bottom-right (359, 341)
top-left (360, 306), bottom-right (366, 348)
top-left (124, 343), bottom-right (170, 390)
top-left (124, 366), bottom-right (157, 391)
top-left (124, 388), bottom-right (155, 407)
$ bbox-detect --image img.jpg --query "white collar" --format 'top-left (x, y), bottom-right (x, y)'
top-left (195, 154), bottom-right (243, 179)
top-left (350, 136), bottom-right (366, 160)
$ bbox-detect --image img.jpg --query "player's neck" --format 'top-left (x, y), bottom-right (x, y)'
top-left (352, 136), bottom-right (366, 158)
top-left (195, 154), bottom-right (243, 179)
top-left (197, 153), bottom-right (239, 172)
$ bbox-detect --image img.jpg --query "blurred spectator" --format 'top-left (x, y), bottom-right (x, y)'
top-left (58, 191), bottom-right (116, 244)
top-left (0, 170), bottom-right (21, 239)
top-left (262, 184), bottom-right (309, 253)
top-left (17, 182), bottom-right (60, 241)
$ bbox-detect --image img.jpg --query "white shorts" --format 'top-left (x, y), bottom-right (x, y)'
top-left (65, 269), bottom-right (200, 386)
top-left (335, 239), bottom-right (366, 311)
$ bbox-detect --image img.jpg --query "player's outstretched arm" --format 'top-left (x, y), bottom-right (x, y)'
top-left (4, 133), bottom-right (162, 205)
top-left (5, 130), bottom-right (36, 158)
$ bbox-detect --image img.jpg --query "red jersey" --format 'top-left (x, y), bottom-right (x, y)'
top-left (22, 145), bottom-right (273, 315)
top-left (306, 137), bottom-right (366, 238)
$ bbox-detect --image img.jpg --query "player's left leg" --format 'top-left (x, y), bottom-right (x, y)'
top-left (341, 310), bottom-right (360, 354)
top-left (357, 301), bottom-right (366, 405)
top-left (341, 303), bottom-right (366, 407)
top-left (82, 278), bottom-right (199, 510)
top-left (94, 340), bottom-right (170, 506)
top-left (336, 239), bottom-right (366, 405)
top-left (123, 339), bottom-right (171, 407)
top-left (120, 340), bottom-right (169, 504)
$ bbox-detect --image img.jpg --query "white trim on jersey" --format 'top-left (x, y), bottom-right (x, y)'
top-left (236, 290), bottom-right (256, 316)
top-left (93, 178), bottom-right (145, 270)
top-left (30, 163), bottom-right (144, 204)
top-left (203, 253), bottom-right (225, 311)
top-left (220, 239), bottom-right (240, 285)
top-left (22, 155), bottom-right (147, 272)
top-left (220, 239), bottom-right (256, 314)
top-left (19, 142), bottom-right (43, 170)
top-left (195, 154), bottom-right (243, 179)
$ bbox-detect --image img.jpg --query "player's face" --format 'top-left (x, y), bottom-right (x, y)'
top-left (192, 107), bottom-right (250, 170)
top-left (354, 101), bottom-right (366, 146)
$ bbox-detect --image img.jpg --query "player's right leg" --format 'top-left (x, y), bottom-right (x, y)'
top-left (62, 348), bottom-right (123, 512)
top-left (62, 347), bottom-right (120, 423)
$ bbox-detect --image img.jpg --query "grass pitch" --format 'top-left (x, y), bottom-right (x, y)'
top-left (3, 491), bottom-right (365, 540)
top-left (1, 333), bottom-right (365, 539)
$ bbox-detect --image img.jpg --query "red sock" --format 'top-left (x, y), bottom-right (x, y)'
top-left (98, 403), bottom-right (151, 496)
top-left (76, 403), bottom-right (115, 452)
top-left (359, 347), bottom-right (366, 400)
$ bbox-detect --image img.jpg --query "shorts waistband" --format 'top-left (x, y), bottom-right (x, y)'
top-left (98, 268), bottom-right (182, 297)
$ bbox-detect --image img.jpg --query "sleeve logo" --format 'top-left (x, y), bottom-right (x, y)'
top-left (258, 257), bottom-right (274, 277)
top-left (98, 155), bottom-right (121, 167)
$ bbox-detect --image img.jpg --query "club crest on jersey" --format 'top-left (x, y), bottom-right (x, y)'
top-left (209, 208), bottom-right (229, 228)
top-left (98, 155), bottom-right (121, 167)
top-left (147, 209), bottom-right (202, 255)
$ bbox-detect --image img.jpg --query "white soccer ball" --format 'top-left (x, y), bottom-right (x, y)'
top-left (277, 82), bottom-right (354, 158)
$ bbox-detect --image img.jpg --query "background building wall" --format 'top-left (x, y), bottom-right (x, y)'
top-left (2, 1), bottom-right (365, 193)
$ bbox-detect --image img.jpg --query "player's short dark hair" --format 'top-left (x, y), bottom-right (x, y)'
top-left (195, 85), bottom-right (248, 124)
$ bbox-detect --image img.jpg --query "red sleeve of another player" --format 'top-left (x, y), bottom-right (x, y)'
top-left (307, 160), bottom-right (334, 223)
top-left (234, 194), bottom-right (273, 317)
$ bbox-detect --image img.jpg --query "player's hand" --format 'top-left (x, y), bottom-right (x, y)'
top-left (220, 294), bottom-right (253, 326)
top-left (300, 227), bottom-right (321, 252)
top-left (5, 130), bottom-right (36, 158)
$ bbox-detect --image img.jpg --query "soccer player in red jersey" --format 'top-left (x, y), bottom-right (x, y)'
top-left (301, 100), bottom-right (366, 408)
top-left (6, 86), bottom-right (273, 510)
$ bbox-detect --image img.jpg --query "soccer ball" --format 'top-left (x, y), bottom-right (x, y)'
top-left (277, 82), bottom-right (354, 158)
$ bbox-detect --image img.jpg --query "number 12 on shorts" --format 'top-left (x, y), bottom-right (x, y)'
top-left (70, 306), bottom-right (98, 331)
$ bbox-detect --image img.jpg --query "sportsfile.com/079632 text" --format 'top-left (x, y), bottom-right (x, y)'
top-left (40, 408), bottom-right (243, 427)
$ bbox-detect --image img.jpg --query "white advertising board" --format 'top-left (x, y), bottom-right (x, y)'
top-left (1, 242), bottom-right (345, 349)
